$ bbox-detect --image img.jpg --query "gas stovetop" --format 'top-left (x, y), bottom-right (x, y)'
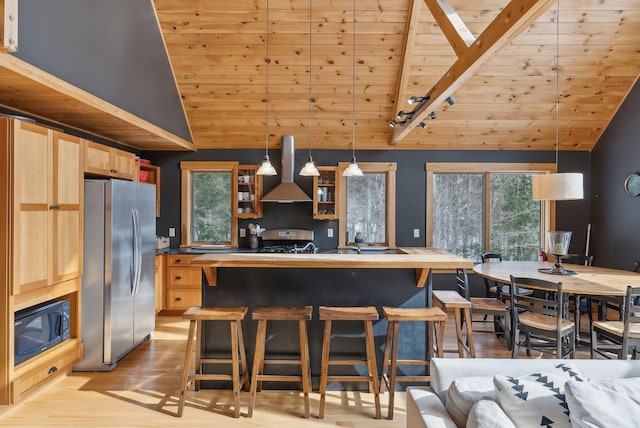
top-left (258, 229), bottom-right (316, 254)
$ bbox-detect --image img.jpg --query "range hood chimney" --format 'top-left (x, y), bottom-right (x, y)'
top-left (260, 135), bottom-right (312, 203)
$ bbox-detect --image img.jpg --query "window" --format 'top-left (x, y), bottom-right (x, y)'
top-left (427, 163), bottom-right (556, 261)
top-left (338, 162), bottom-right (396, 248)
top-left (180, 161), bottom-right (238, 247)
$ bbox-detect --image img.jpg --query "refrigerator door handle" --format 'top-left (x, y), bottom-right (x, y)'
top-left (132, 208), bottom-right (142, 296)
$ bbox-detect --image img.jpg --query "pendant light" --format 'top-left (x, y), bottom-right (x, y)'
top-left (531, 0), bottom-right (582, 200)
top-left (342, 0), bottom-right (363, 177)
top-left (299, 0), bottom-right (320, 177)
top-left (257, 0), bottom-right (277, 176)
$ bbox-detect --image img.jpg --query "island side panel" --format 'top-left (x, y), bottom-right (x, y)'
top-left (201, 267), bottom-right (430, 391)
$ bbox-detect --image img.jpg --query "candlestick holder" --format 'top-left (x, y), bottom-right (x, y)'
top-left (538, 230), bottom-right (578, 275)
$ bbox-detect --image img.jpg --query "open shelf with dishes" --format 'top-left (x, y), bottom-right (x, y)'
top-left (236, 165), bottom-right (262, 218)
top-left (137, 160), bottom-right (160, 217)
top-left (313, 166), bottom-right (338, 220)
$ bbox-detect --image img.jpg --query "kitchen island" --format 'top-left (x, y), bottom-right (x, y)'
top-left (191, 247), bottom-right (473, 288)
top-left (189, 248), bottom-right (472, 391)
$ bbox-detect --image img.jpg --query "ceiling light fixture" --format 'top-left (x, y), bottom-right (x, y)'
top-left (299, 0), bottom-right (320, 177)
top-left (343, 0), bottom-right (363, 177)
top-left (407, 96), bottom-right (425, 105)
top-left (418, 122), bottom-right (427, 129)
top-left (532, 0), bottom-right (583, 201)
top-left (257, 0), bottom-right (277, 176)
top-left (445, 96), bottom-right (455, 105)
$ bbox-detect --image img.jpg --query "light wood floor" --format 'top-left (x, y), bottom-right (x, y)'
top-left (0, 312), bottom-right (591, 427)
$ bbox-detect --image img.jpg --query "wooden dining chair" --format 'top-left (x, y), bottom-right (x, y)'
top-left (560, 254), bottom-right (596, 330)
top-left (456, 268), bottom-right (511, 349)
top-left (479, 253), bottom-right (504, 299)
top-left (510, 275), bottom-right (575, 359)
top-left (591, 285), bottom-right (640, 360)
top-left (480, 253), bottom-right (533, 303)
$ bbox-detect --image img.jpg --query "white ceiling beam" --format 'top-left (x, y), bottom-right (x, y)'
top-left (391, 0), bottom-right (557, 145)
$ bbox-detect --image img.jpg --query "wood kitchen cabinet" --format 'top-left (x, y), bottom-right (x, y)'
top-left (235, 165), bottom-right (262, 218)
top-left (164, 255), bottom-right (202, 311)
top-left (313, 166), bottom-right (338, 219)
top-left (155, 255), bottom-right (164, 313)
top-left (137, 161), bottom-right (161, 217)
top-left (84, 140), bottom-right (136, 180)
top-left (10, 121), bottom-right (83, 296)
top-left (0, 118), bottom-right (83, 404)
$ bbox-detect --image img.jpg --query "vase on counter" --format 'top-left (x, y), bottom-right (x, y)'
top-left (248, 234), bottom-right (259, 249)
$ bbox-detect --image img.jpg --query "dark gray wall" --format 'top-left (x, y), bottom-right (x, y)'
top-left (590, 78), bottom-right (640, 269)
top-left (13, 0), bottom-right (191, 142)
top-left (146, 147), bottom-right (591, 259)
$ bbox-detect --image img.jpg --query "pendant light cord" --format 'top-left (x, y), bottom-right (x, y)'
top-left (265, 0), bottom-right (270, 157)
top-left (308, 0), bottom-right (313, 158)
top-left (352, 0), bottom-right (356, 159)
top-left (555, 0), bottom-right (560, 168)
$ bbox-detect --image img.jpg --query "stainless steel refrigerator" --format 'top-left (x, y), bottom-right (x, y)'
top-left (74, 179), bottom-right (156, 371)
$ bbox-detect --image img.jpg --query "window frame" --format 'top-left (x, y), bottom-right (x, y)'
top-left (425, 162), bottom-right (557, 256)
top-left (337, 161), bottom-right (397, 248)
top-left (180, 161), bottom-right (239, 248)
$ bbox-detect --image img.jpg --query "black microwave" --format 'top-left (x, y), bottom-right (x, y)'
top-left (14, 300), bottom-right (70, 366)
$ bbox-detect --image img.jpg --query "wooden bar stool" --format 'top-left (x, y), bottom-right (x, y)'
top-left (178, 306), bottom-right (249, 418)
top-left (248, 306), bottom-right (312, 418)
top-left (432, 290), bottom-right (476, 358)
top-left (379, 306), bottom-right (447, 420)
top-left (318, 306), bottom-right (381, 419)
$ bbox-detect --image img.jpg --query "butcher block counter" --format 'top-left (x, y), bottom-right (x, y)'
top-left (191, 247), bottom-right (473, 287)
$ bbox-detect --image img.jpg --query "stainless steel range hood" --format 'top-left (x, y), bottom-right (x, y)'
top-left (261, 135), bottom-right (312, 203)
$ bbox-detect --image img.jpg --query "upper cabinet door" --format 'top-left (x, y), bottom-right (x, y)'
top-left (10, 121), bottom-right (83, 295)
top-left (51, 131), bottom-right (83, 284)
top-left (12, 121), bottom-right (52, 294)
top-left (84, 140), bottom-right (136, 180)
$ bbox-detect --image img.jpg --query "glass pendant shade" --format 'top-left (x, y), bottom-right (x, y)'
top-left (257, 155), bottom-right (277, 176)
top-left (532, 173), bottom-right (583, 201)
top-left (299, 157), bottom-right (320, 176)
top-left (342, 157), bottom-right (363, 177)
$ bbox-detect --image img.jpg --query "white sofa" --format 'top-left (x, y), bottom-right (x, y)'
top-left (407, 358), bottom-right (640, 428)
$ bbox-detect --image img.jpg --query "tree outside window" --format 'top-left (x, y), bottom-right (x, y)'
top-left (180, 161), bottom-right (238, 247)
top-left (338, 162), bottom-right (396, 248)
top-left (427, 163), bottom-right (554, 262)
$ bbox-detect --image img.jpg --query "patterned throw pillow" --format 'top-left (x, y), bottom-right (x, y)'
top-left (493, 363), bottom-right (583, 428)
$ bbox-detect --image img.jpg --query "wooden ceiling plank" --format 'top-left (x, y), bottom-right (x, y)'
top-left (423, 0), bottom-right (475, 57)
top-left (391, 0), bottom-right (557, 145)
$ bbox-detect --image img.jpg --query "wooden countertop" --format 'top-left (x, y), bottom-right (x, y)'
top-left (191, 247), bottom-right (473, 287)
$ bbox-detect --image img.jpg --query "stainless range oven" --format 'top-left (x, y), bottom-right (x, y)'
top-left (258, 229), bottom-right (316, 254)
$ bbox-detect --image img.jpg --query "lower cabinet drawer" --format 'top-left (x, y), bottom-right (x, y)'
top-left (167, 267), bottom-right (202, 287)
top-left (167, 289), bottom-right (202, 310)
top-left (12, 340), bottom-right (82, 403)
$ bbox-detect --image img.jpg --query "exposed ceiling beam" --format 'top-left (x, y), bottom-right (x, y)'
top-left (424, 0), bottom-right (475, 57)
top-left (391, 0), bottom-right (557, 145)
top-left (389, 0), bottom-right (423, 136)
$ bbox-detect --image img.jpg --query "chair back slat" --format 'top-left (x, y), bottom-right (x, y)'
top-left (510, 276), bottom-right (564, 320)
top-left (455, 268), bottom-right (470, 300)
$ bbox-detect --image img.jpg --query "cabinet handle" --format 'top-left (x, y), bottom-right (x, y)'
top-left (175, 297), bottom-right (182, 301)
top-left (175, 259), bottom-right (183, 263)
top-left (111, 168), bottom-right (118, 173)
top-left (48, 366), bottom-right (58, 375)
top-left (175, 276), bottom-right (182, 280)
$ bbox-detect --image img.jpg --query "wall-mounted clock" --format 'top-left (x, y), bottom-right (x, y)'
top-left (624, 173), bottom-right (640, 197)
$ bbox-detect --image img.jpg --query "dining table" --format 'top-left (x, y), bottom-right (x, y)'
top-left (472, 260), bottom-right (640, 345)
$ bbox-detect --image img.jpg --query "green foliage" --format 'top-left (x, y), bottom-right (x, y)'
top-left (191, 171), bottom-right (232, 242)
top-left (433, 172), bottom-right (541, 262)
top-left (346, 174), bottom-right (386, 243)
